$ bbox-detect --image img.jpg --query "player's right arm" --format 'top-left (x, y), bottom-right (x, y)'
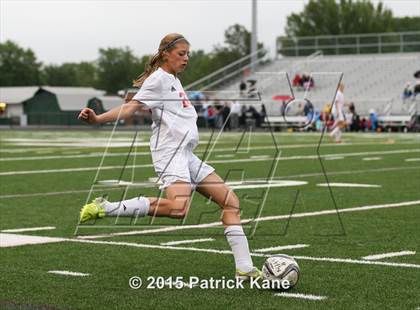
top-left (78, 100), bottom-right (147, 125)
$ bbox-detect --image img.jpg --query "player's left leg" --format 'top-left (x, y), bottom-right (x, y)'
top-left (195, 172), bottom-right (261, 279)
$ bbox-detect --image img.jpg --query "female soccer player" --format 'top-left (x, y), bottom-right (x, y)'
top-left (78, 33), bottom-right (261, 279)
top-left (329, 82), bottom-right (346, 143)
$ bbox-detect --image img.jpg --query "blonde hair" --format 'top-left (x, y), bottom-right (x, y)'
top-left (133, 33), bottom-right (189, 88)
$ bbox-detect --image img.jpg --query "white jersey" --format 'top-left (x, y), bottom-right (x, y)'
top-left (133, 68), bottom-right (199, 151)
top-left (332, 90), bottom-right (345, 119)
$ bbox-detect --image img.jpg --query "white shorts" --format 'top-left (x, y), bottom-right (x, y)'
top-left (151, 146), bottom-right (215, 190)
top-left (335, 112), bottom-right (345, 122)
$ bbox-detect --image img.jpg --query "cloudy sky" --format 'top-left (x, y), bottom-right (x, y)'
top-left (1, 0), bottom-right (419, 64)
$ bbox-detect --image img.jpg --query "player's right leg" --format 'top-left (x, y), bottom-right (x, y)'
top-left (79, 181), bottom-right (192, 223)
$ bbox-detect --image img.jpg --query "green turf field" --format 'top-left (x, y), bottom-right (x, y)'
top-left (1, 129), bottom-right (419, 310)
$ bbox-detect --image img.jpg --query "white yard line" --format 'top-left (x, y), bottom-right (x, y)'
top-left (0, 233), bottom-right (65, 247)
top-left (1, 226), bottom-right (56, 233)
top-left (292, 255), bottom-right (420, 269)
top-left (250, 155), bottom-right (270, 159)
top-left (254, 244), bottom-right (309, 252)
top-left (275, 292), bottom-right (327, 301)
top-left (317, 183), bottom-right (381, 188)
top-left (67, 239), bottom-right (420, 269)
top-left (77, 200), bottom-right (420, 239)
top-left (2, 232), bottom-right (419, 270)
top-left (48, 270), bottom-right (90, 277)
top-left (324, 156), bottom-right (344, 160)
top-left (1, 165), bottom-right (418, 200)
top-left (1, 148), bottom-right (419, 176)
top-left (362, 157), bottom-right (382, 161)
top-left (160, 238), bottom-right (215, 246)
top-left (361, 251), bottom-right (416, 261)
top-left (405, 158), bottom-right (420, 162)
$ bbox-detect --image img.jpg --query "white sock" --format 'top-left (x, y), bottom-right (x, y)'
top-left (103, 196), bottom-right (150, 218)
top-left (335, 128), bottom-right (342, 141)
top-left (224, 225), bottom-right (253, 272)
top-left (330, 126), bottom-right (339, 138)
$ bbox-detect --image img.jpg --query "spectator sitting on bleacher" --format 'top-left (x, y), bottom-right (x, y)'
top-left (348, 102), bottom-right (360, 132)
top-left (260, 104), bottom-right (267, 125)
top-left (248, 106), bottom-right (261, 127)
top-left (402, 82), bottom-right (413, 102)
top-left (221, 102), bottom-right (231, 131)
top-left (247, 80), bottom-right (258, 98)
top-left (240, 105), bottom-right (247, 128)
top-left (300, 73), bottom-right (315, 90)
top-left (230, 100), bottom-right (241, 129)
top-left (368, 109), bottom-right (378, 132)
top-left (292, 74), bottom-right (302, 88)
top-left (204, 105), bottom-right (216, 128)
top-left (239, 80), bottom-right (247, 96)
top-left (303, 99), bottom-right (314, 123)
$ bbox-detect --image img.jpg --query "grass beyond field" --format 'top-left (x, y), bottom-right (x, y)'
top-left (0, 129), bottom-right (419, 310)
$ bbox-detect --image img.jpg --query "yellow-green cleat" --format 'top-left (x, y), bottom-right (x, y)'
top-left (235, 267), bottom-right (263, 281)
top-left (79, 197), bottom-right (106, 223)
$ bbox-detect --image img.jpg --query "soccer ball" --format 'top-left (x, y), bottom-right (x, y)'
top-left (262, 254), bottom-right (300, 289)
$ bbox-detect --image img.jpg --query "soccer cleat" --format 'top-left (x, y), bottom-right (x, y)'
top-left (79, 197), bottom-right (106, 223)
top-left (235, 266), bottom-right (263, 281)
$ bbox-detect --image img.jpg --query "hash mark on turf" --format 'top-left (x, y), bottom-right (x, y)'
top-left (254, 244), bottom-right (309, 252)
top-left (160, 238), bottom-right (215, 246)
top-left (275, 292), bottom-right (327, 301)
top-left (48, 270), bottom-right (90, 277)
top-left (361, 250), bottom-right (416, 261)
top-left (1, 226), bottom-right (56, 233)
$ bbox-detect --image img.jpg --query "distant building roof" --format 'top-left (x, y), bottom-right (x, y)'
top-left (40, 86), bottom-right (106, 111)
top-left (95, 95), bottom-right (123, 110)
top-left (0, 86), bottom-right (39, 104)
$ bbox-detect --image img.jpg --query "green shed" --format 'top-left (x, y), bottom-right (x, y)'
top-left (23, 87), bottom-right (106, 125)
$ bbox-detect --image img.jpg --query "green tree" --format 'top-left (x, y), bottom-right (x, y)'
top-left (96, 47), bottom-right (146, 94)
top-left (285, 0), bottom-right (394, 37)
top-left (222, 24), bottom-right (265, 56)
top-left (42, 62), bottom-right (97, 87)
top-left (392, 16), bottom-right (420, 32)
top-left (0, 40), bottom-right (42, 86)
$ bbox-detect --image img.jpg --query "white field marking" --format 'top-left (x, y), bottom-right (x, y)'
top-left (160, 238), bottom-right (215, 246)
top-left (77, 200), bottom-right (420, 239)
top-left (362, 157), bottom-right (382, 161)
top-left (275, 293), bottom-right (327, 301)
top-left (2, 231), bottom-right (419, 270)
top-left (254, 244), bottom-right (309, 252)
top-left (1, 226), bottom-right (56, 233)
top-left (215, 154), bottom-right (234, 158)
top-left (4, 141), bottom-right (151, 148)
top-left (317, 183), bottom-right (381, 188)
top-left (361, 251), bottom-right (416, 261)
top-left (230, 180), bottom-right (307, 189)
top-left (405, 158), bottom-right (420, 162)
top-left (0, 141), bottom-right (414, 161)
top-left (250, 155), bottom-right (270, 159)
top-left (0, 137), bottom-right (417, 153)
top-left (48, 270), bottom-right (90, 277)
top-left (67, 239), bottom-right (420, 269)
top-left (0, 233), bottom-right (65, 247)
top-left (1, 165), bottom-right (418, 200)
top-left (1, 148), bottom-right (419, 176)
top-left (292, 255), bottom-right (420, 269)
top-left (324, 156), bottom-right (344, 160)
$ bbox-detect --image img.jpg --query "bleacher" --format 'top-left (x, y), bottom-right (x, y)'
top-left (214, 52), bottom-right (419, 130)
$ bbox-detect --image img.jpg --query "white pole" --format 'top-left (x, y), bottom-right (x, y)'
top-left (251, 0), bottom-right (258, 72)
